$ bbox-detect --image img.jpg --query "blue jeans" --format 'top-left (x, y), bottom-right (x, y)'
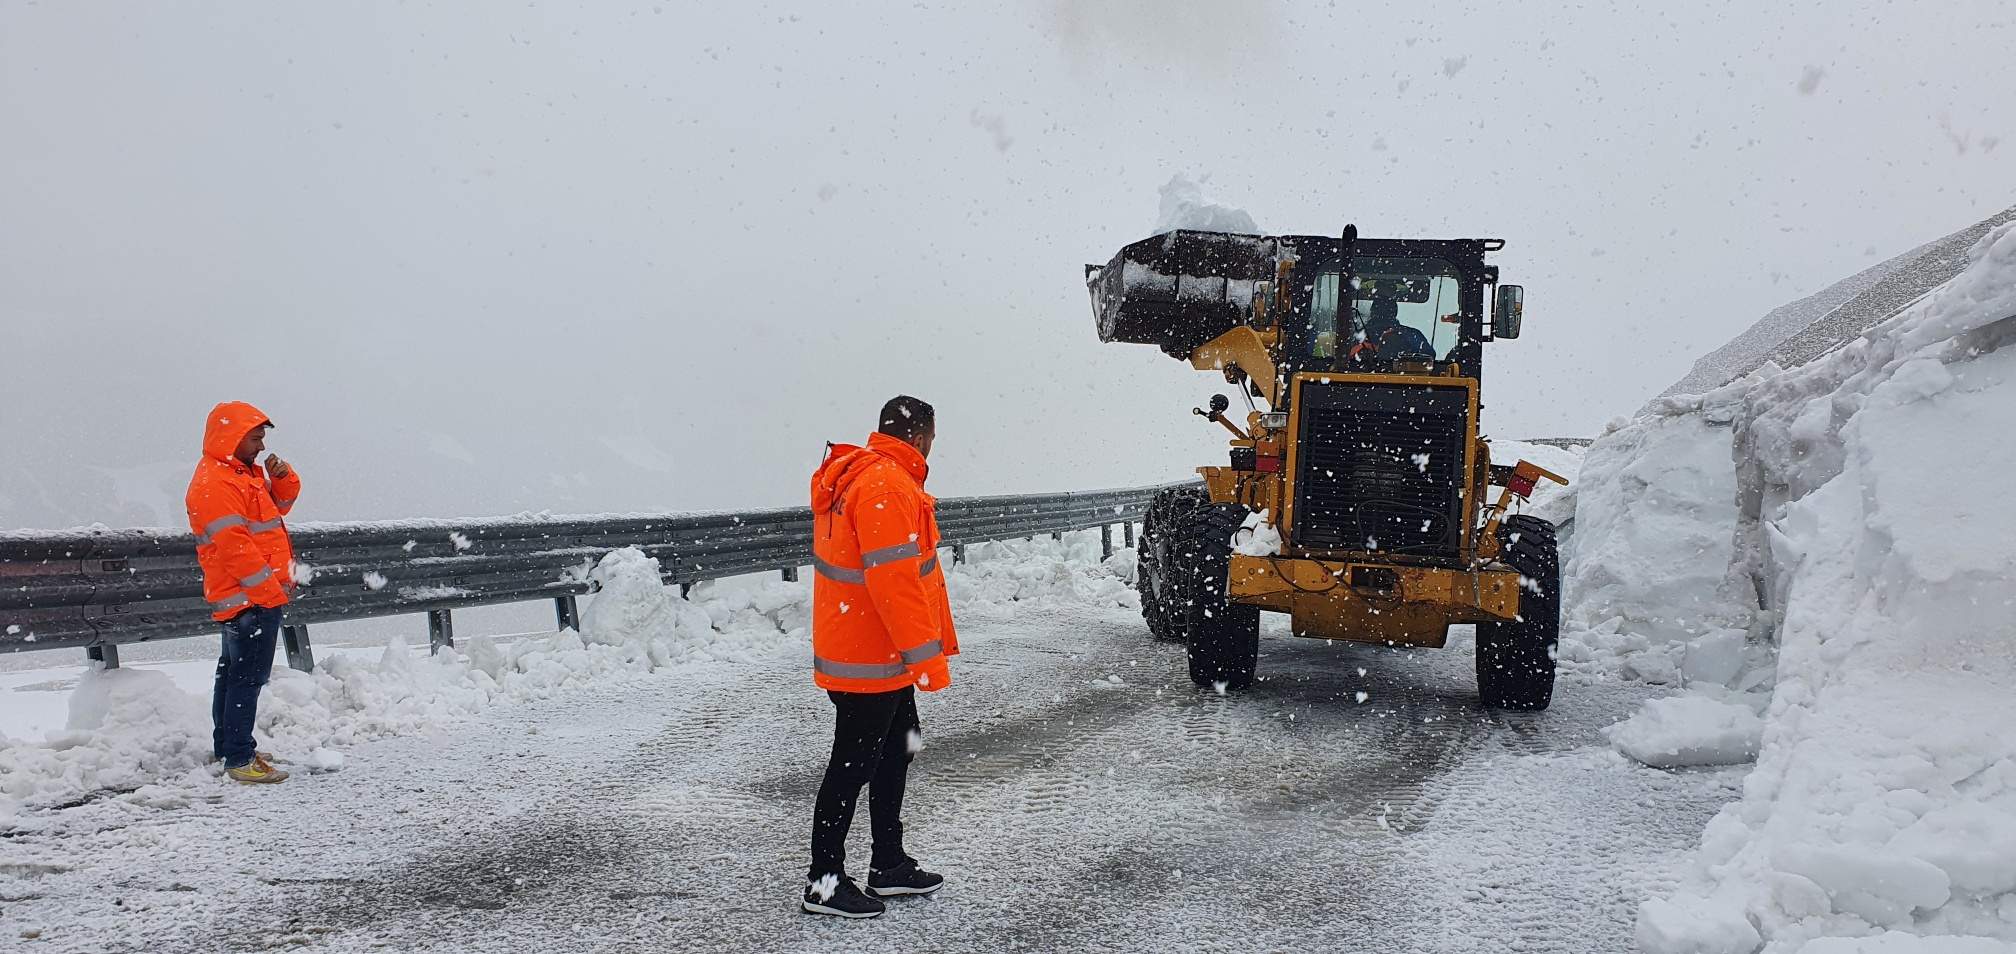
top-left (213, 605), bottom-right (282, 768)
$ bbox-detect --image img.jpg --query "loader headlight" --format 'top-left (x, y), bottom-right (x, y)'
top-left (1259, 412), bottom-right (1289, 430)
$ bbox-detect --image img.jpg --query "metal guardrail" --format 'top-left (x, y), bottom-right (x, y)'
top-left (0, 482), bottom-right (1186, 671)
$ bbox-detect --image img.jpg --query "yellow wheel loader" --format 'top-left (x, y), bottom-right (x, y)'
top-left (1087, 226), bottom-right (1568, 709)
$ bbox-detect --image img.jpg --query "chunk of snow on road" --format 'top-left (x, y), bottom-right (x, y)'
top-left (1608, 694), bottom-right (1762, 769)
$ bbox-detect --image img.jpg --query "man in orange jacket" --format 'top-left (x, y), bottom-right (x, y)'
top-left (801, 395), bottom-right (959, 919)
top-left (186, 401), bottom-right (301, 785)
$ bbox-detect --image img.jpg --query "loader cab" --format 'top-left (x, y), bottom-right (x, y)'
top-left (1275, 237), bottom-right (1497, 386)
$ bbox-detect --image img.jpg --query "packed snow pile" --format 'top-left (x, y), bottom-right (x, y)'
top-left (944, 531), bottom-right (1141, 615)
top-left (1234, 509), bottom-right (1283, 556)
top-left (1153, 173), bottom-right (1259, 234)
top-left (0, 531), bottom-right (1137, 820)
top-left (1631, 221), bottom-right (2016, 951)
top-left (1608, 693), bottom-right (1764, 769)
top-left (1558, 383), bottom-right (1765, 688)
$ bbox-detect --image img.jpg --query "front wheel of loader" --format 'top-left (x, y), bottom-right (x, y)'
top-left (1476, 514), bottom-right (1561, 711)
top-left (1174, 502), bottom-right (1261, 690)
top-left (1138, 486), bottom-right (1209, 643)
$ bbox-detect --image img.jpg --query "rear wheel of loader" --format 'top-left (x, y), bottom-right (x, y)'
top-left (1138, 486), bottom-right (1208, 642)
top-left (1174, 502), bottom-right (1261, 690)
top-left (1476, 514), bottom-right (1561, 711)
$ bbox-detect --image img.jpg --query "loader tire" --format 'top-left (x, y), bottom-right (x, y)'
top-left (1476, 515), bottom-right (1561, 711)
top-left (1173, 501), bottom-right (1261, 690)
top-left (1138, 486), bottom-right (1209, 643)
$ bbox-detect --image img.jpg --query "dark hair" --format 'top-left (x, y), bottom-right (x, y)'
top-left (878, 395), bottom-right (935, 442)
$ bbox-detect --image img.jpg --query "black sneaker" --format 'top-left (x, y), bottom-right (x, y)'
top-left (802, 874), bottom-right (885, 919)
top-left (866, 858), bottom-right (944, 897)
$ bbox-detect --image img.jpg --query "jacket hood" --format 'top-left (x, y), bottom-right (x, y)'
top-left (203, 401), bottom-right (272, 464)
top-left (810, 433), bottom-right (929, 515)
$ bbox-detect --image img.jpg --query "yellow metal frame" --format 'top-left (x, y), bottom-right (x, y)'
top-left (1227, 554), bottom-right (1521, 646)
top-left (1190, 327), bottom-right (1283, 406)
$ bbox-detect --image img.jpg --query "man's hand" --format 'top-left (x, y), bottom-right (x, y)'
top-left (914, 655), bottom-right (952, 692)
top-left (265, 454), bottom-right (292, 479)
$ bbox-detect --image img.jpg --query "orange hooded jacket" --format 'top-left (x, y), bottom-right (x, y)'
top-left (185, 402), bottom-right (301, 621)
top-left (808, 432), bottom-right (958, 693)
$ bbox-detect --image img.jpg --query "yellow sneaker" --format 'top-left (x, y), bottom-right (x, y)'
top-left (226, 760), bottom-right (289, 784)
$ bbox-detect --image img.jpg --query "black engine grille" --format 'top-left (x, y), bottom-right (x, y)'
top-left (1293, 381), bottom-right (1469, 559)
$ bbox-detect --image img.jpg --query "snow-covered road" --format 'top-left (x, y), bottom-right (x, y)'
top-left (4, 602), bottom-right (1738, 953)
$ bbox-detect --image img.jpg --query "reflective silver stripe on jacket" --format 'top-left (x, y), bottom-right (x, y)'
top-left (248, 518), bottom-right (285, 534)
top-left (213, 593), bottom-right (250, 611)
top-left (861, 541), bottom-right (922, 568)
top-left (195, 514), bottom-right (247, 545)
top-left (918, 555), bottom-right (939, 577)
top-left (813, 556), bottom-right (865, 584)
top-left (813, 656), bottom-right (907, 680)
top-left (900, 640), bottom-right (943, 665)
top-left (274, 496), bottom-right (297, 509)
top-left (239, 566), bottom-right (274, 589)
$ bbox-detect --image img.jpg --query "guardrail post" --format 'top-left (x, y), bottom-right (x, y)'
top-left (1123, 521), bottom-right (1135, 548)
top-left (554, 595), bottom-right (581, 632)
top-left (282, 624), bottom-right (315, 672)
top-left (86, 643), bottom-right (120, 670)
top-left (952, 543), bottom-right (967, 565)
top-left (1101, 524), bottom-right (1113, 559)
top-left (1051, 531), bottom-right (1063, 542)
top-left (781, 566), bottom-right (799, 582)
top-left (679, 582), bottom-right (694, 599)
top-left (428, 609), bottom-right (454, 654)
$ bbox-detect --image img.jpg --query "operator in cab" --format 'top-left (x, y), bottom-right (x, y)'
top-left (1347, 299), bottom-right (1433, 367)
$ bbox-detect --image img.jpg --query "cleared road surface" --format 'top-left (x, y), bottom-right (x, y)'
top-left (2, 602), bottom-right (1740, 953)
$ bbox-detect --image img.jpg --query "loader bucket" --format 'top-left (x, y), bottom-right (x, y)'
top-left (1086, 230), bottom-right (1285, 358)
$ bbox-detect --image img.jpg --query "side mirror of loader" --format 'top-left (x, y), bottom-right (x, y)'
top-left (1209, 393), bottom-right (1231, 415)
top-left (1493, 285), bottom-right (1525, 339)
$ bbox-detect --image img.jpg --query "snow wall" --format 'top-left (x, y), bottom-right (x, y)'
top-left (1569, 220), bottom-right (2016, 952)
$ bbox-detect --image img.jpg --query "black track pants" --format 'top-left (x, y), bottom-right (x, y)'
top-left (809, 686), bottom-right (919, 879)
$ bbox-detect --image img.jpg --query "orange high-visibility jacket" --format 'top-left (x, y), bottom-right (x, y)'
top-left (808, 432), bottom-right (959, 693)
top-left (185, 402), bottom-right (301, 621)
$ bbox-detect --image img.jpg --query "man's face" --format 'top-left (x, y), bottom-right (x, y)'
top-left (234, 425), bottom-right (268, 466)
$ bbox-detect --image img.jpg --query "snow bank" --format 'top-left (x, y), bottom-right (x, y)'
top-left (1559, 390), bottom-right (1762, 688)
top-left (945, 532), bottom-right (1141, 613)
top-left (1792, 935), bottom-right (2016, 954)
top-left (0, 530), bottom-right (1139, 820)
top-left (1640, 222), bottom-right (2016, 951)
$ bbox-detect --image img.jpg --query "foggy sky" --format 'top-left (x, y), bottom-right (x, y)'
top-left (3, 0), bottom-right (2012, 529)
